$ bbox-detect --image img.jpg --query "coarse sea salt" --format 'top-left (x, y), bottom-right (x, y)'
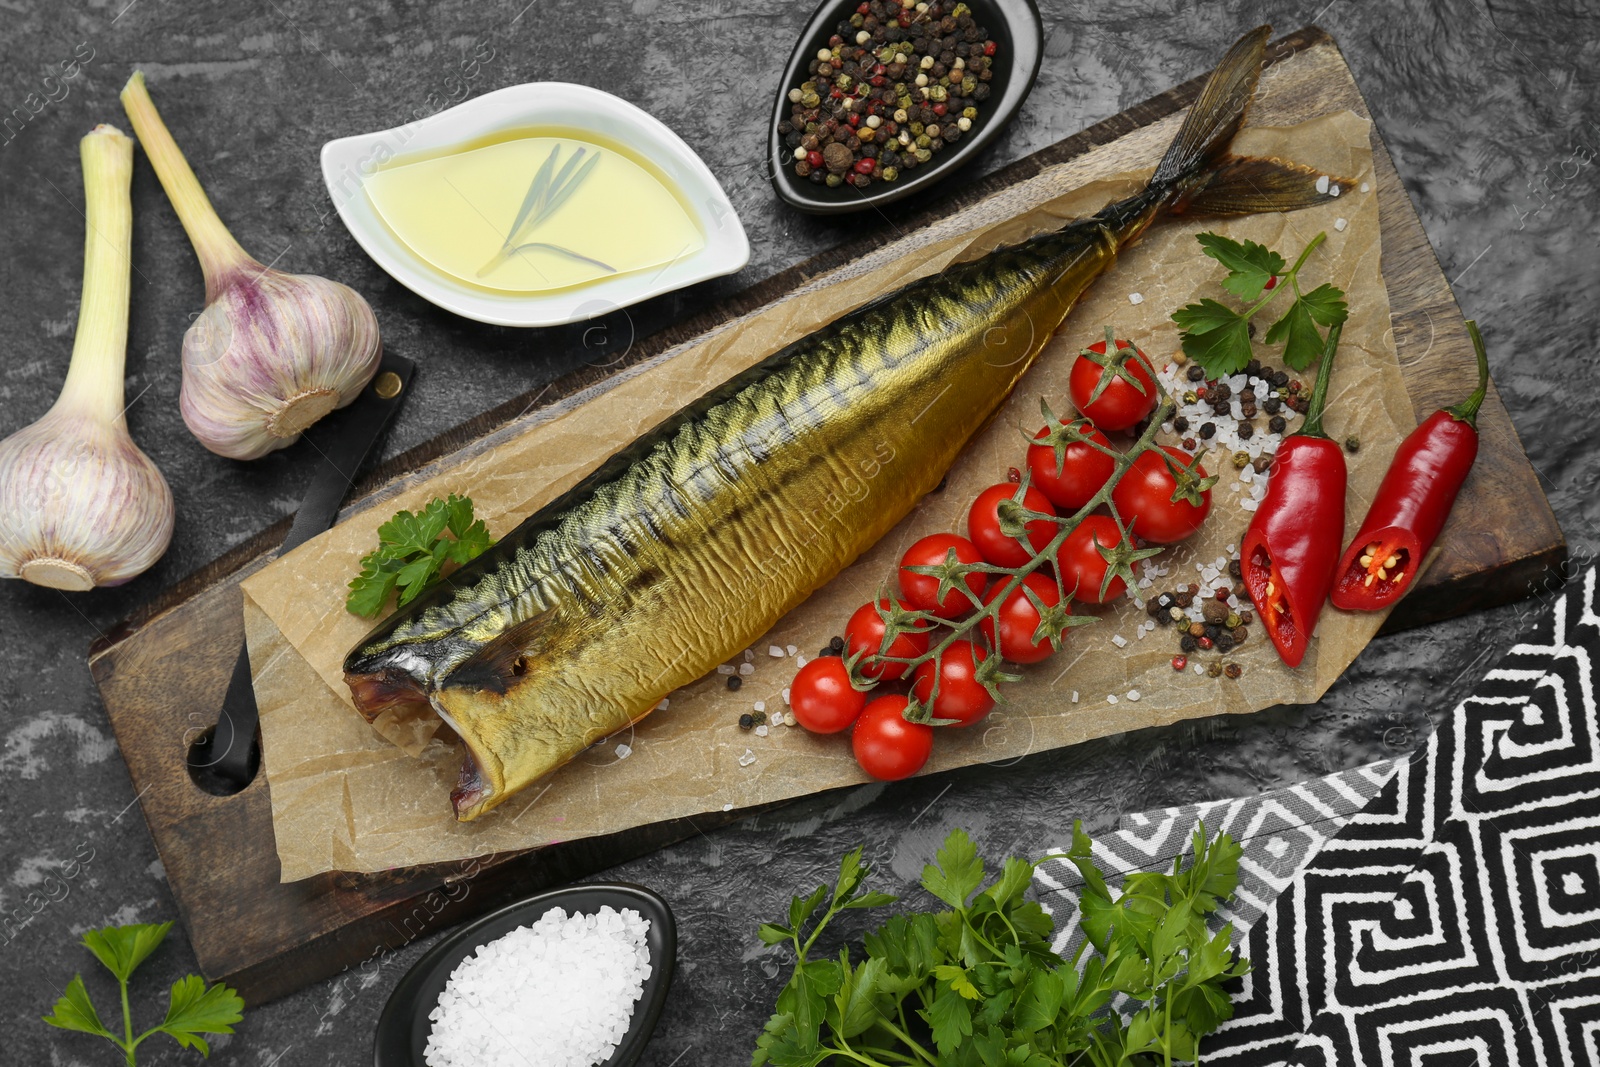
top-left (424, 905), bottom-right (652, 1067)
top-left (1334, 217), bottom-right (1348, 232)
top-left (1128, 292), bottom-right (1144, 305)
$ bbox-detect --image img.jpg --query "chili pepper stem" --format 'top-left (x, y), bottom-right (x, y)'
top-left (1447, 320), bottom-right (1491, 427)
top-left (1296, 322), bottom-right (1343, 438)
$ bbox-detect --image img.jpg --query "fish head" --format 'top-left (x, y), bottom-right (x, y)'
top-left (433, 663), bottom-right (618, 822)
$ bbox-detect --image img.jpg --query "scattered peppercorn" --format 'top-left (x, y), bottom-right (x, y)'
top-left (1207, 661), bottom-right (1224, 677)
top-left (1201, 598), bottom-right (1229, 624)
top-left (1186, 364), bottom-right (1206, 382)
top-left (1237, 420), bottom-right (1255, 440)
top-left (1179, 634), bottom-right (1198, 653)
top-left (1344, 434), bottom-right (1361, 453)
top-left (830, 635), bottom-right (845, 652)
top-left (727, 675), bottom-right (743, 691)
top-left (1187, 621), bottom-right (1206, 638)
top-left (1199, 422), bottom-right (1216, 440)
top-left (1252, 455), bottom-right (1273, 474)
top-left (1215, 632), bottom-right (1235, 653)
top-left (1227, 559), bottom-right (1242, 579)
top-left (1231, 450), bottom-right (1251, 469)
top-left (739, 713), bottom-right (755, 730)
top-left (1172, 655), bottom-right (1188, 671)
top-left (1225, 612), bottom-right (1241, 629)
top-left (1231, 625), bottom-right (1248, 643)
top-left (752, 709), bottom-right (768, 726)
top-left (1239, 610), bottom-right (1254, 626)
top-left (1263, 396), bottom-right (1283, 415)
top-left (1198, 636), bottom-right (1215, 650)
top-left (1223, 662), bottom-right (1242, 679)
top-left (1268, 414), bottom-right (1287, 434)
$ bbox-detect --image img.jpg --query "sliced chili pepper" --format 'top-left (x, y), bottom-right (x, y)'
top-left (1239, 324), bottom-right (1347, 667)
top-left (1330, 320), bottom-right (1488, 611)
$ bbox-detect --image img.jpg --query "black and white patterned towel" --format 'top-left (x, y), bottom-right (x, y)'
top-left (1034, 568), bottom-right (1600, 1066)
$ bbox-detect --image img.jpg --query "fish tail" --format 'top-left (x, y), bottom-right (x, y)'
top-left (1150, 26), bottom-right (1350, 215)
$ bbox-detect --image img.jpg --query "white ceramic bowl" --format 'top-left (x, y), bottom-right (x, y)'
top-left (320, 83), bottom-right (750, 327)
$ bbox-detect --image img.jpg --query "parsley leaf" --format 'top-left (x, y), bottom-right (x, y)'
top-left (1174, 231), bottom-right (1349, 376)
top-left (346, 494), bottom-right (494, 618)
top-left (156, 974), bottom-right (245, 1055)
top-left (1196, 232), bottom-right (1284, 301)
top-left (752, 825), bottom-right (1250, 1067)
top-left (41, 923), bottom-right (244, 1066)
top-left (921, 827), bottom-right (985, 909)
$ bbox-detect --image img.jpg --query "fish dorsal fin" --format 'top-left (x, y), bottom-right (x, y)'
top-left (440, 612), bottom-right (551, 695)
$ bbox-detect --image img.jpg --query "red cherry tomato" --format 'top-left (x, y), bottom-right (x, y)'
top-left (911, 640), bottom-right (995, 727)
top-left (1055, 515), bottom-right (1136, 604)
top-left (1068, 338), bottom-right (1157, 432)
top-left (981, 573), bottom-right (1067, 664)
top-left (898, 533), bottom-right (986, 619)
top-left (967, 484), bottom-right (1057, 568)
top-left (789, 656), bottom-right (867, 734)
top-left (1027, 422), bottom-right (1115, 512)
top-left (844, 598), bottom-right (930, 680)
top-left (852, 695), bottom-right (934, 780)
top-left (1112, 445), bottom-right (1213, 544)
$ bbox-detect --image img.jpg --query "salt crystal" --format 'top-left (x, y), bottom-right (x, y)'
top-left (1128, 292), bottom-right (1144, 305)
top-left (1071, 691), bottom-right (1079, 703)
top-left (754, 700), bottom-right (766, 713)
top-left (1315, 174), bottom-right (1330, 194)
top-left (756, 725), bottom-right (769, 737)
top-left (743, 649), bottom-right (755, 662)
top-left (722, 803), bottom-right (734, 812)
top-left (782, 687), bottom-right (791, 704)
top-left (1330, 183), bottom-right (1341, 197)
top-left (738, 749), bottom-right (756, 767)
top-left (1194, 664), bottom-right (1206, 675)
top-left (1334, 217), bottom-right (1348, 232)
top-left (768, 645), bottom-right (785, 658)
top-left (717, 664), bottom-right (735, 675)
top-left (615, 743), bottom-right (633, 759)
top-left (739, 662), bottom-right (755, 676)
top-left (1126, 689), bottom-right (1141, 702)
top-left (796, 654), bottom-right (808, 668)
top-left (1137, 629), bottom-right (1147, 640)
top-left (656, 697), bottom-right (670, 711)
top-left (424, 906), bottom-right (652, 1067)
top-left (1107, 694), bottom-right (1119, 705)
top-left (1241, 498), bottom-right (1260, 511)
top-left (1239, 468), bottom-right (1254, 483)
top-left (1360, 181), bottom-right (1370, 193)
top-left (786, 644), bottom-right (799, 656)
top-left (1112, 634), bottom-right (1128, 648)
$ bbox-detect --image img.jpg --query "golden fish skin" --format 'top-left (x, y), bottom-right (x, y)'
top-left (344, 26), bottom-right (1338, 820)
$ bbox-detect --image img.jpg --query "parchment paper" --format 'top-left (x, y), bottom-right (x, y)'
top-left (243, 107), bottom-right (1414, 880)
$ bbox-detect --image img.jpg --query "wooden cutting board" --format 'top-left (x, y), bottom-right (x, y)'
top-left (87, 26), bottom-right (1564, 1005)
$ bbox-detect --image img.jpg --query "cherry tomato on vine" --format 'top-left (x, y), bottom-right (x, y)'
top-left (981, 573), bottom-right (1068, 664)
top-left (789, 656), bottom-right (867, 734)
top-left (967, 483), bottom-right (1057, 568)
top-left (911, 640), bottom-right (995, 727)
top-left (852, 695), bottom-right (934, 781)
top-left (1112, 444), bottom-right (1213, 544)
top-left (1055, 514), bottom-right (1137, 604)
top-left (844, 598), bottom-right (930, 680)
top-left (1068, 336), bottom-right (1157, 432)
top-left (898, 533), bottom-right (986, 619)
top-left (1027, 422), bottom-right (1116, 512)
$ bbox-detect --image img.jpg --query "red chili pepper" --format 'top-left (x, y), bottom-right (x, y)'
top-left (1330, 320), bottom-right (1489, 611)
top-left (1240, 324), bottom-right (1347, 667)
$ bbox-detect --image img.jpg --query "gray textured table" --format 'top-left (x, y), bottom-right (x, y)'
top-left (1, 1), bottom-right (1595, 1064)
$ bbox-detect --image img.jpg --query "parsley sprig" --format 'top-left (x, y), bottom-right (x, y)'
top-left (345, 494), bottom-right (494, 618)
top-left (753, 825), bottom-right (1248, 1066)
top-left (1172, 231), bottom-right (1348, 377)
top-left (43, 922), bottom-right (244, 1064)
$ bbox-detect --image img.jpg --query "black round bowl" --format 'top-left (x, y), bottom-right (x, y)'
top-left (373, 882), bottom-right (677, 1067)
top-left (767, 0), bottom-right (1043, 215)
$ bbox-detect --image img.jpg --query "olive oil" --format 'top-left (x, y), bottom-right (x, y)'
top-left (365, 128), bottom-right (704, 294)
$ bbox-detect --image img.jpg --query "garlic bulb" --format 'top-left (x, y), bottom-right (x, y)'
top-left (0, 126), bottom-right (174, 591)
top-left (120, 71), bottom-right (381, 461)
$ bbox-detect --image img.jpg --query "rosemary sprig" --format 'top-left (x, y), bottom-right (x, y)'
top-left (477, 143), bottom-right (614, 278)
